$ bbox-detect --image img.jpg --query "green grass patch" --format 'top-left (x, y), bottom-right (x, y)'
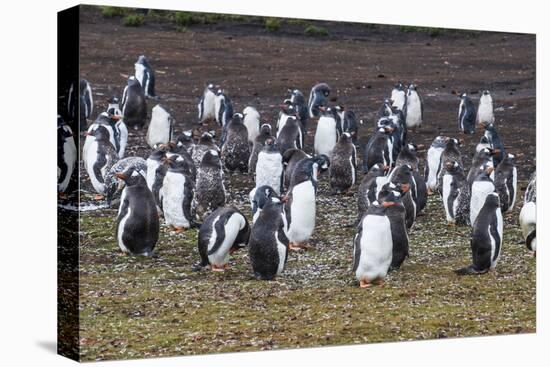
top-left (304, 25), bottom-right (329, 36)
top-left (100, 6), bottom-right (126, 18)
top-left (122, 14), bottom-right (145, 27)
top-left (265, 18), bottom-right (281, 32)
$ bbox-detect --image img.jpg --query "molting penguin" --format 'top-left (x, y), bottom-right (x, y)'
top-left (458, 93), bottom-right (476, 134)
top-left (519, 172), bottom-right (536, 254)
top-left (334, 105), bottom-right (359, 143)
top-left (378, 183), bottom-right (409, 270)
top-left (221, 113), bottom-right (250, 172)
top-left (276, 114), bottom-right (303, 154)
top-left (161, 155), bottom-right (195, 232)
top-left (289, 88), bottom-right (309, 130)
top-left (250, 185), bottom-right (278, 224)
top-left (391, 82), bottom-right (407, 113)
top-left (249, 197), bottom-right (289, 280)
top-left (470, 163), bottom-right (496, 226)
top-left (57, 116), bottom-right (77, 195)
top-left (146, 104), bottom-right (173, 148)
top-left (396, 142), bottom-right (419, 172)
top-left (356, 163), bottom-right (389, 223)
top-left (104, 156), bottom-right (147, 204)
top-left (173, 130), bottom-right (195, 157)
top-left (405, 84), bottom-right (423, 131)
top-left (192, 131), bottom-right (219, 168)
top-left (214, 89), bottom-right (234, 128)
top-left (243, 106), bottom-right (261, 146)
top-left (481, 122), bottom-right (506, 167)
top-left (248, 123), bottom-right (273, 175)
top-left (425, 136), bottom-right (446, 194)
top-left (455, 193), bottom-right (503, 275)
top-left (85, 125), bottom-right (119, 199)
top-left (198, 83), bottom-right (218, 123)
top-left (115, 167), bottom-right (159, 256)
top-left (477, 90), bottom-right (495, 125)
top-left (329, 132), bottom-right (357, 194)
top-left (121, 76), bottom-right (147, 130)
top-left (308, 82), bottom-right (331, 118)
top-left (165, 143), bottom-right (197, 181)
top-left (83, 112), bottom-right (128, 162)
top-left (314, 106), bottom-right (341, 157)
top-left (255, 137), bottom-right (284, 195)
top-left (196, 206), bottom-right (250, 271)
top-left (436, 138), bottom-right (464, 193)
top-left (193, 150), bottom-right (226, 221)
top-left (494, 153), bottom-right (517, 213)
top-left (442, 161), bottom-right (466, 225)
top-left (282, 148), bottom-right (310, 190)
top-left (363, 124), bottom-right (394, 172)
top-left (134, 55), bottom-right (157, 99)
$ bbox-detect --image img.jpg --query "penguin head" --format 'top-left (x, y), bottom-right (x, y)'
top-left (251, 185), bottom-right (278, 214)
top-left (460, 92), bottom-right (468, 99)
top-left (136, 55), bottom-right (150, 67)
top-left (482, 90), bottom-right (490, 96)
top-left (394, 82), bottom-right (405, 91)
top-left (334, 104), bottom-right (345, 113)
top-left (231, 113), bottom-right (244, 124)
top-left (391, 164), bottom-right (413, 186)
top-left (263, 137), bottom-right (279, 152)
top-left (407, 84), bottom-right (418, 95)
top-left (201, 149), bottom-right (222, 168)
top-left (313, 83), bottom-right (331, 97)
top-left (484, 192), bottom-right (501, 208)
top-left (406, 142), bottom-right (418, 153)
top-left (505, 153), bottom-right (516, 164)
top-left (149, 147), bottom-right (167, 162)
top-left (200, 131), bottom-right (215, 143)
top-left (339, 132), bottom-right (352, 144)
top-left (87, 125), bottom-right (110, 141)
top-left (115, 167), bottom-right (146, 187)
top-left (176, 130), bottom-right (194, 146)
top-left (313, 154), bottom-right (330, 172)
top-left (260, 123), bottom-right (272, 135)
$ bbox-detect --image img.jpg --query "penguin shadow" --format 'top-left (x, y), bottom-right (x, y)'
top-left (35, 340), bottom-right (57, 354)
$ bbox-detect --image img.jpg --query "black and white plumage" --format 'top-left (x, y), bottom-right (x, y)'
top-left (425, 136), bottom-right (446, 194)
top-left (85, 125), bottom-right (119, 196)
top-left (481, 122), bottom-right (506, 167)
top-left (161, 156), bottom-right (195, 231)
top-left (289, 88), bottom-right (309, 130)
top-left (334, 105), bottom-right (359, 143)
top-left (249, 197), bottom-right (289, 280)
top-left (389, 164), bottom-right (416, 230)
top-left (377, 109), bottom-right (406, 156)
top-left (455, 193), bottom-right (503, 275)
top-left (134, 55), bottom-right (157, 99)
top-left (363, 125), bottom-right (394, 172)
top-left (57, 116), bottom-right (77, 194)
top-left (146, 147), bottom-right (168, 209)
top-left (115, 167), bottom-right (159, 256)
top-left (391, 82), bottom-right (407, 114)
top-left (69, 79), bottom-right (93, 131)
top-left (282, 148), bottom-right (310, 191)
top-left (193, 150), bottom-right (226, 221)
top-left (458, 93), bottom-right (476, 134)
top-left (192, 131), bottom-right (219, 168)
top-left (276, 114), bottom-right (303, 154)
top-left (165, 147), bottom-right (196, 181)
top-left (470, 163), bottom-right (496, 226)
top-left (476, 135), bottom-right (491, 153)
top-left (104, 156), bottom-right (147, 203)
top-left (198, 83), bottom-right (218, 123)
top-left (255, 137), bottom-right (284, 195)
top-left (146, 104), bottom-right (173, 148)
top-left (173, 130), bottom-right (195, 157)
top-left (121, 76), bottom-right (147, 130)
top-left (307, 82), bottom-right (331, 118)
top-left (243, 106), bottom-right (261, 146)
top-left (83, 112), bottom-right (128, 160)
top-left (476, 90), bottom-right (495, 125)
top-left (214, 89), bottom-right (234, 128)
top-left (329, 132), bottom-right (357, 194)
top-left (250, 185), bottom-right (278, 223)
top-left (196, 206), bottom-right (250, 271)
top-left (436, 138), bottom-right (464, 193)
top-left (441, 161), bottom-right (466, 225)
top-left (494, 153), bottom-right (517, 213)
top-left (519, 172), bottom-right (536, 254)
top-left (378, 184), bottom-right (409, 270)
top-left (276, 101), bottom-right (298, 137)
top-left (314, 106), bottom-right (341, 157)
top-left (221, 113), bottom-right (250, 172)
top-left (357, 163), bottom-right (389, 223)
top-left (248, 123), bottom-right (273, 175)
top-left (395, 142), bottom-right (419, 172)
top-left (405, 84), bottom-right (423, 131)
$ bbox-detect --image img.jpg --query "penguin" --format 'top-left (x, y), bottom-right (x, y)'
top-left (57, 116), bottom-right (77, 195)
top-left (146, 146), bottom-right (167, 206)
top-left (391, 82), bottom-right (407, 113)
top-left (173, 130), bottom-right (195, 157)
top-left (289, 88), bottom-right (309, 130)
top-left (395, 142), bottom-right (419, 172)
top-left (276, 115), bottom-right (303, 154)
top-left (308, 82), bottom-right (331, 118)
top-left (106, 96), bottom-right (122, 116)
top-left (221, 113), bottom-right (250, 172)
top-left (121, 76), bottom-right (147, 130)
top-left (255, 137), bottom-right (284, 195)
top-left (195, 206), bottom-right (250, 271)
top-left (248, 123), bottom-right (273, 175)
top-left (104, 156), bottom-right (147, 203)
top-left (356, 163), bottom-right (389, 223)
top-left (481, 122), bottom-right (506, 167)
top-left (455, 192), bottom-right (503, 275)
top-left (115, 167), bottom-right (159, 256)
top-left (377, 183), bottom-right (409, 270)
top-left (83, 112), bottom-right (128, 161)
top-left (243, 106), bottom-right (261, 146)
top-left (284, 155), bottom-right (329, 250)
top-left (476, 135), bottom-right (491, 153)
top-left (494, 153), bottom-right (517, 213)
top-left (193, 150), bottom-right (226, 221)
top-left (282, 148), bottom-right (311, 191)
top-left (250, 185), bottom-right (278, 223)
top-left (470, 163), bottom-right (496, 226)
top-left (146, 104), bottom-right (173, 148)
top-left (249, 197), bottom-right (289, 280)
top-left (161, 155), bottom-right (195, 232)
top-left (78, 79), bottom-right (93, 131)
top-left (192, 131), bottom-right (219, 168)
top-left (134, 55), bottom-right (157, 99)
top-left (405, 84), bottom-right (423, 131)
top-left (389, 164), bottom-right (415, 230)
top-left (436, 138), bottom-right (464, 193)
top-left (377, 112), bottom-right (405, 157)
top-left (334, 105), bottom-right (359, 143)
top-left (329, 132), bottom-right (357, 194)
top-left (377, 98), bottom-right (394, 120)
top-left (442, 161), bottom-right (466, 225)
top-left (363, 125), bottom-right (394, 172)
top-left (197, 83), bottom-right (218, 123)
top-left (85, 125), bottom-right (118, 199)
top-left (276, 101), bottom-right (297, 137)
top-left (165, 144), bottom-right (197, 181)
top-left (352, 199), bottom-right (394, 288)
top-left (425, 136), bottom-right (446, 194)
top-left (458, 93), bottom-right (476, 134)
top-left (519, 172), bottom-right (536, 254)
top-left (477, 90), bottom-right (495, 125)
top-left (314, 106), bottom-right (341, 157)
top-left (214, 89), bottom-right (234, 128)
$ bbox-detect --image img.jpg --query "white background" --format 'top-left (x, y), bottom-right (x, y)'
top-left (0, 0), bottom-right (545, 365)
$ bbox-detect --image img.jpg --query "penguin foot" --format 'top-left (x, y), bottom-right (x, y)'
top-left (373, 279), bottom-right (385, 286)
top-left (223, 263), bottom-right (230, 270)
top-left (94, 194), bottom-right (105, 201)
top-left (359, 279), bottom-right (371, 288)
top-left (173, 226), bottom-right (187, 233)
top-left (211, 264), bottom-right (225, 272)
top-left (447, 221), bottom-right (457, 227)
top-left (289, 243), bottom-right (302, 251)
top-left (117, 251), bottom-right (129, 257)
top-left (427, 188), bottom-right (433, 195)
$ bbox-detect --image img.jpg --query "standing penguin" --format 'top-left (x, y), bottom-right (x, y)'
top-left (494, 153), bottom-right (517, 213)
top-left (308, 82), bottom-right (331, 118)
top-left (214, 89), bottom-right (234, 128)
top-left (195, 206), bottom-right (250, 271)
top-left (425, 136), bottom-right (446, 194)
top-left (250, 185), bottom-right (278, 223)
top-left (83, 112), bottom-right (128, 162)
top-left (470, 163), bottom-right (496, 226)
top-left (72, 79), bottom-right (93, 131)
top-left (329, 132), bottom-right (357, 194)
top-left (249, 197), bottom-right (289, 280)
top-left (193, 150), bottom-right (226, 221)
top-left (243, 106), bottom-right (261, 147)
top-left (377, 113), bottom-right (404, 157)
top-left (57, 116), bottom-right (77, 195)
top-left (198, 83), bottom-right (218, 123)
top-left (276, 115), bottom-right (303, 154)
top-left (405, 84), bottom-right (423, 131)
top-left (476, 135), bottom-right (491, 153)
top-left (363, 125), bottom-right (394, 172)
top-left (161, 155), bottom-right (195, 232)
top-left (104, 157), bottom-right (148, 204)
top-left (389, 164), bottom-right (416, 230)
top-left (173, 130), bottom-right (195, 157)
top-left (391, 82), bottom-right (407, 113)
top-left (276, 101), bottom-right (298, 137)
top-left (481, 122), bottom-right (506, 167)
top-left (356, 163), bottom-right (389, 223)
top-left (458, 93), bottom-right (476, 134)
top-left (146, 146), bottom-right (167, 208)
top-left (396, 142), bottom-right (419, 172)
top-left (134, 55), bottom-right (157, 99)
top-left (255, 137), bottom-right (284, 195)
top-left (442, 161), bottom-right (466, 225)
top-left (192, 131), bottom-right (219, 168)
top-left (455, 193), bottom-right (503, 275)
top-left (146, 104), bottom-right (173, 148)
top-left (436, 138), bottom-right (464, 193)
top-left (519, 172), bottom-right (536, 254)
top-left (314, 106), bottom-right (340, 157)
top-left (289, 88), bottom-right (309, 131)
top-left (248, 123), bottom-right (273, 175)
top-left (378, 183), bottom-right (409, 270)
top-left (121, 76), bottom-right (147, 130)
top-left (334, 105), bottom-right (359, 143)
top-left (221, 113), bottom-right (250, 172)
top-left (477, 90), bottom-right (495, 125)
top-left (115, 167), bottom-right (159, 256)
top-left (353, 200), bottom-right (394, 288)
top-left (85, 125), bottom-right (119, 199)
top-left (282, 149), bottom-right (310, 191)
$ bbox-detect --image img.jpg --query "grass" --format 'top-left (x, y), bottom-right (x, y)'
top-left (304, 25), bottom-right (329, 36)
top-left (100, 6), bottom-right (126, 18)
top-left (265, 18), bottom-right (281, 32)
top-left (122, 14), bottom-right (145, 27)
top-left (78, 173), bottom-right (535, 361)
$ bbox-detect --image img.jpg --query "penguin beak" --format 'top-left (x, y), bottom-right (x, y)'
top-left (491, 149), bottom-right (501, 155)
top-left (111, 114), bottom-right (123, 120)
top-left (401, 183), bottom-right (410, 193)
top-left (382, 201), bottom-right (396, 208)
top-left (486, 167), bottom-right (495, 175)
top-left (383, 165), bottom-right (390, 173)
top-left (115, 173), bottom-right (126, 180)
top-left (318, 106), bottom-right (327, 112)
top-left (84, 131), bottom-right (92, 136)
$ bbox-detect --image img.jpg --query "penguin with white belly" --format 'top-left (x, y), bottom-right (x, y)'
top-left (396, 142), bottom-right (419, 172)
top-left (193, 150), bottom-right (226, 221)
top-left (458, 93), bottom-right (476, 134)
top-left (470, 163), bottom-right (496, 226)
top-left (282, 148), bottom-right (310, 191)
top-left (378, 183), bottom-right (409, 270)
top-left (377, 112), bottom-right (405, 157)
top-left (172, 130), bottom-right (195, 157)
top-left (76, 79), bottom-right (93, 131)
top-left (442, 161), bottom-right (466, 225)
top-left (248, 123), bottom-right (273, 175)
top-left (85, 125), bottom-right (118, 199)
top-left (215, 89), bottom-right (234, 129)
top-left (198, 83), bottom-right (218, 123)
top-left (192, 131), bottom-right (219, 168)
top-left (308, 82), bottom-right (331, 118)
top-left (363, 124), bottom-right (394, 172)
top-left (436, 138), bottom-right (464, 193)
top-left (146, 146), bottom-right (167, 207)
top-left (356, 163), bottom-right (389, 223)
top-left (476, 136), bottom-right (491, 153)
top-left (221, 113), bottom-right (250, 172)
top-left (334, 105), bottom-right (359, 144)
top-left (329, 132), bottom-right (357, 194)
top-left (477, 90), bottom-right (495, 126)
top-left (57, 116), bottom-right (77, 196)
top-left (289, 88), bottom-right (309, 131)
top-left (134, 55), bottom-right (157, 99)
top-left (494, 153), bottom-right (517, 213)
top-left (243, 106), bottom-right (261, 146)
top-left (115, 167), bottom-right (159, 256)
top-left (377, 98), bottom-right (394, 120)
top-left (255, 137), bottom-right (284, 195)
top-left (455, 192), bottom-right (503, 275)
top-left (314, 106), bottom-right (341, 158)
top-left (276, 115), bottom-right (303, 154)
top-left (104, 156), bottom-right (147, 204)
top-left (146, 104), bottom-right (173, 148)
top-left (391, 82), bottom-right (408, 114)
top-left (166, 143), bottom-right (197, 181)
top-left (250, 185), bottom-right (278, 224)
top-left (249, 197), bottom-right (289, 280)
top-left (276, 101), bottom-right (297, 137)
top-left (195, 206), bottom-right (250, 271)
top-left (121, 76), bottom-right (147, 130)
top-left (481, 122), bottom-right (506, 167)
top-left (161, 155), bottom-right (195, 232)
top-left (519, 172), bottom-right (536, 255)
top-left (405, 84), bottom-right (423, 132)
top-left (83, 112), bottom-right (128, 162)
top-left (389, 164), bottom-right (415, 230)
top-left (425, 136), bottom-right (447, 194)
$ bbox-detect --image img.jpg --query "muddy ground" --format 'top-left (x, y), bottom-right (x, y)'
top-left (76, 6), bottom-right (536, 361)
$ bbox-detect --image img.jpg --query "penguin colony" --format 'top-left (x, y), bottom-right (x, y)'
top-left (59, 55), bottom-right (536, 286)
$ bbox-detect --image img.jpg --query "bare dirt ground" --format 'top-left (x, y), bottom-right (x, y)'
top-left (76, 6), bottom-right (535, 361)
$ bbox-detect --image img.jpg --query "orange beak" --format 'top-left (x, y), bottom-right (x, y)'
top-left (382, 201), bottom-right (396, 208)
top-left (401, 183), bottom-right (410, 193)
top-left (115, 172), bottom-right (126, 180)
